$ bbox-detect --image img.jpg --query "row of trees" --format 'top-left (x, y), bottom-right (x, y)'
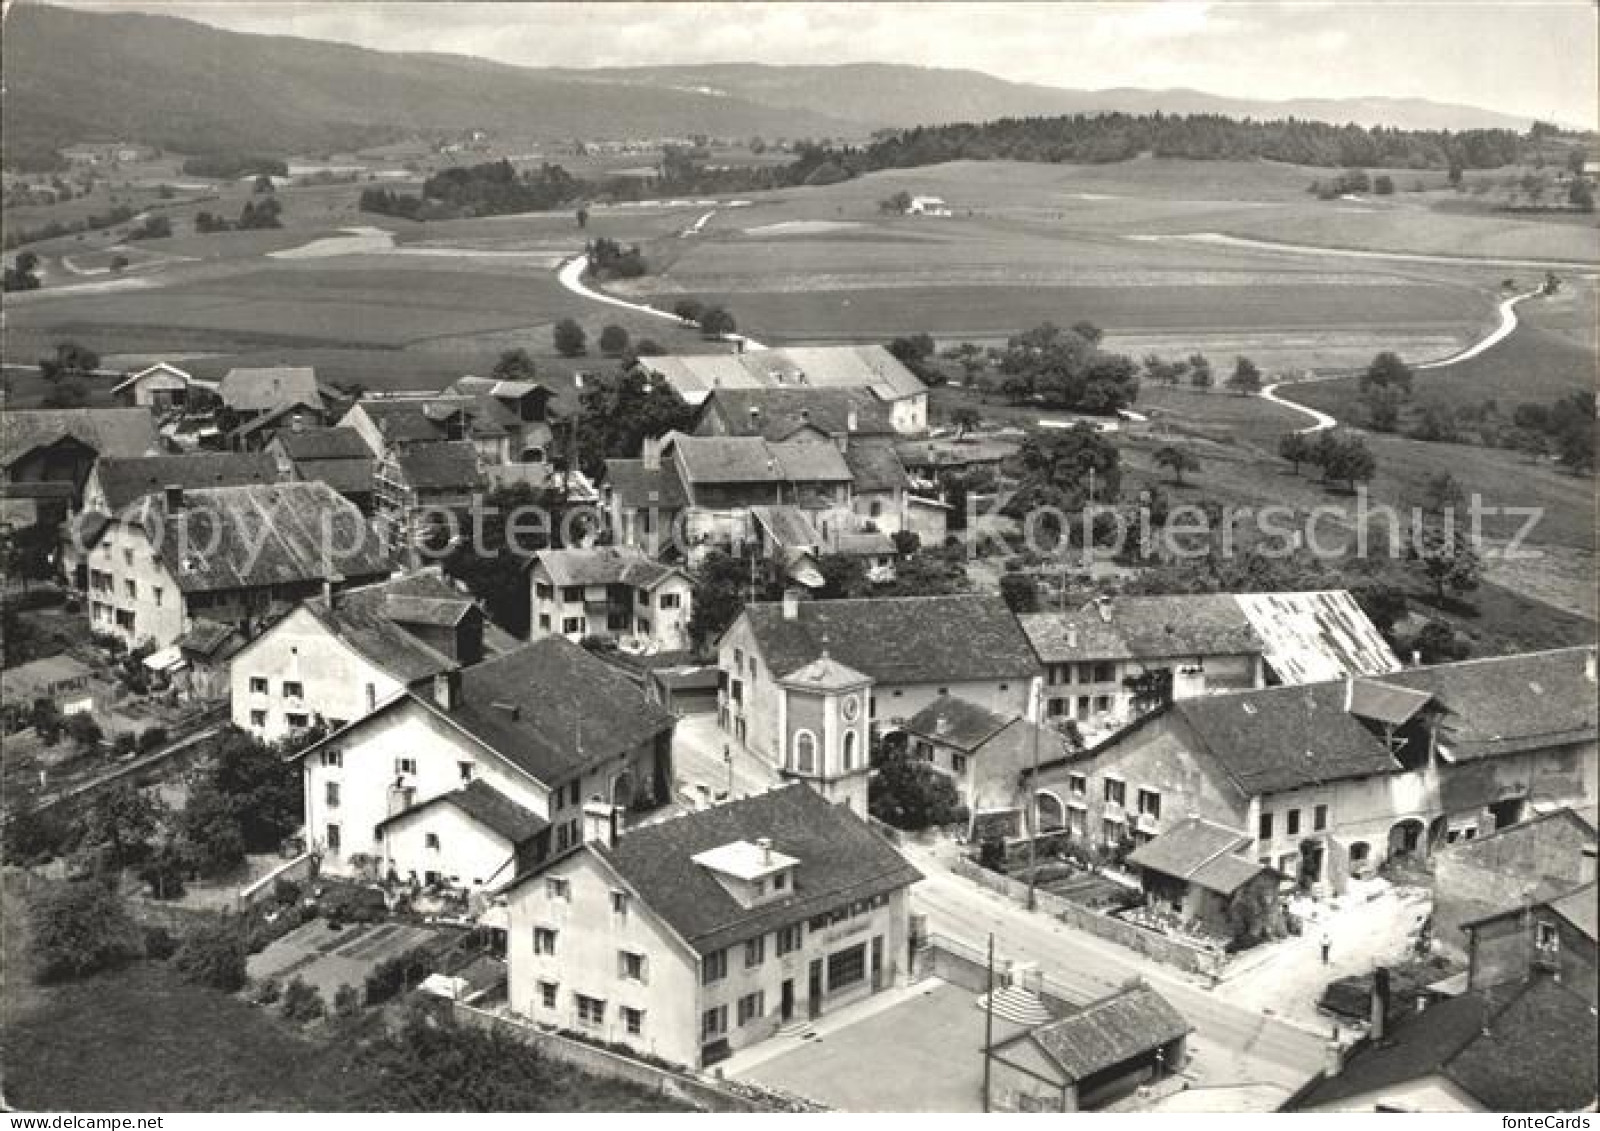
top-left (194, 196), bottom-right (283, 233)
top-left (360, 159), bottom-right (584, 220)
top-left (670, 299), bottom-right (737, 339)
top-left (1277, 429), bottom-right (1378, 489)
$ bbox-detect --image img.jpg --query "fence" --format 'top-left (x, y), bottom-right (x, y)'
top-left (950, 857), bottom-right (1230, 979)
top-left (914, 932), bottom-right (1081, 1015)
top-left (446, 1001), bottom-right (815, 1113)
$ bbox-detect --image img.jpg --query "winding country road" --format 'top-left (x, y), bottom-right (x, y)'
top-left (1259, 285), bottom-right (1547, 434)
top-left (556, 254), bottom-right (768, 351)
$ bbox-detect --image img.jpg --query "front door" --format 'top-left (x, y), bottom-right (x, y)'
top-left (780, 978), bottom-right (795, 1023)
top-left (808, 958), bottom-right (823, 1020)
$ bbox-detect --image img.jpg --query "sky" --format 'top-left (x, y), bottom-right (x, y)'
top-left (43, 1), bottom-right (1600, 128)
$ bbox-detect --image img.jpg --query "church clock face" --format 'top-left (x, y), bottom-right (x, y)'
top-left (840, 694), bottom-right (860, 722)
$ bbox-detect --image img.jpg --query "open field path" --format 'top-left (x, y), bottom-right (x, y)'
top-left (1129, 231), bottom-right (1600, 271)
top-left (556, 253), bottom-right (768, 350)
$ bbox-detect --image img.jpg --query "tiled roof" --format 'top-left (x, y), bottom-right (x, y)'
top-left (1, 408), bottom-right (157, 468)
top-left (901, 696), bottom-right (1014, 751)
top-left (1172, 682), bottom-right (1401, 796)
top-left (842, 439), bottom-right (911, 493)
top-left (394, 441), bottom-right (482, 494)
top-left (1020, 595), bottom-right (1261, 664)
top-left (292, 455), bottom-right (374, 497)
top-left (437, 637), bottom-right (675, 786)
top-left (604, 458), bottom-right (688, 510)
top-left (1544, 881), bottom-right (1598, 942)
top-left (274, 427), bottom-right (373, 461)
top-left (778, 654), bottom-right (872, 691)
top-left (669, 434), bottom-right (852, 485)
top-left (133, 481), bottom-right (390, 594)
top-left (534, 547), bottom-right (681, 590)
top-left (1235, 590), bottom-right (1401, 683)
top-left (1128, 817), bottom-right (1267, 896)
top-left (642, 345), bottom-right (925, 404)
top-left (740, 595), bottom-right (1040, 686)
top-left (92, 453), bottom-right (282, 512)
top-left (219, 367), bottom-right (321, 413)
top-left (346, 400), bottom-right (447, 445)
top-left (177, 619), bottom-right (241, 659)
top-left (696, 387), bottom-right (893, 440)
top-left (590, 784), bottom-right (920, 955)
top-left (749, 505), bottom-right (821, 550)
top-left (1011, 984), bottom-right (1192, 1084)
top-left (1291, 977), bottom-right (1597, 1112)
top-left (1379, 647), bottom-right (1598, 761)
top-left (378, 779), bottom-right (548, 845)
top-left (1348, 679), bottom-right (1432, 727)
top-left (299, 572), bottom-right (473, 684)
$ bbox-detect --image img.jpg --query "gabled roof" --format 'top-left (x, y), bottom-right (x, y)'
top-left (177, 619), bottom-right (241, 660)
top-left (696, 387), bottom-right (893, 440)
top-left (901, 696), bottom-right (1014, 751)
top-left (604, 457), bottom-right (689, 510)
top-left (738, 595), bottom-right (1039, 687)
top-left (377, 779), bottom-right (547, 845)
top-left (91, 453), bottom-right (281, 512)
top-left (1290, 976), bottom-right (1597, 1112)
top-left (1464, 879), bottom-right (1599, 943)
top-left (1348, 679), bottom-right (1433, 727)
top-left (642, 345), bottom-right (925, 404)
top-left (219, 367), bottom-right (321, 413)
top-left (1021, 595), bottom-right (1260, 664)
top-left (779, 653), bottom-right (872, 691)
top-left (533, 547), bottom-right (682, 590)
top-left (575, 784), bottom-right (920, 955)
top-left (1, 408), bottom-right (157, 469)
top-left (668, 434), bottom-right (852, 485)
top-left (293, 571), bottom-right (476, 684)
top-left (1171, 682), bottom-right (1401, 796)
top-left (1235, 591), bottom-right (1401, 683)
top-left (110, 361), bottom-right (194, 394)
top-left (127, 481), bottom-right (390, 594)
top-left (273, 426), bottom-right (373, 461)
top-left (1127, 817), bottom-right (1269, 896)
top-left (999, 984), bottom-right (1192, 1085)
top-left (841, 439), bottom-right (911, 493)
top-left (749, 504), bottom-right (821, 550)
top-left (449, 375), bottom-right (548, 402)
top-left (393, 441), bottom-right (481, 494)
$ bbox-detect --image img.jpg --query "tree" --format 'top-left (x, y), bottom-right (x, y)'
top-left (1278, 431), bottom-right (1313, 473)
top-left (869, 747), bottom-right (966, 831)
top-left (672, 298), bottom-right (705, 326)
top-left (77, 783), bottom-right (165, 871)
top-left (1570, 178), bottom-right (1595, 212)
top-left (39, 340), bottom-right (100, 384)
top-left (689, 551), bottom-right (778, 649)
top-left (1373, 174), bottom-right (1395, 195)
top-left (1188, 353), bottom-right (1213, 389)
top-left (1153, 444), bottom-right (1200, 486)
top-left (253, 174), bottom-right (276, 194)
top-left (1226, 877), bottom-right (1280, 945)
top-left (598, 324), bottom-right (630, 356)
top-left (949, 406), bottom-right (981, 438)
top-left (887, 333), bottom-right (936, 368)
top-left (552, 318), bottom-right (586, 357)
top-left (1013, 426), bottom-right (1122, 509)
top-left (699, 306), bottom-right (737, 338)
top-left (173, 920), bottom-right (248, 992)
top-left (879, 190), bottom-right (913, 214)
top-left (1409, 619), bottom-right (1471, 663)
top-left (1316, 432), bottom-right (1377, 489)
top-left (1363, 386), bottom-right (1406, 432)
top-left (443, 482), bottom-right (557, 635)
top-left (282, 975), bottom-right (327, 1023)
top-left (1226, 356), bottom-right (1262, 395)
top-left (3, 250), bottom-right (42, 292)
top-left (1409, 522), bottom-right (1480, 603)
top-left (1420, 472), bottom-right (1466, 517)
top-left (1361, 351), bottom-right (1414, 395)
top-left (490, 348), bottom-right (537, 383)
top-left (571, 367), bottom-right (695, 478)
top-left (634, 338), bottom-right (665, 357)
top-left (29, 880), bottom-right (140, 982)
top-left (814, 554), bottom-right (869, 599)
top-left (999, 572), bottom-right (1040, 614)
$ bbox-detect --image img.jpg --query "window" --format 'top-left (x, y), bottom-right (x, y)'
top-left (1314, 804), bottom-right (1328, 832)
top-left (952, 753), bottom-right (968, 775)
top-left (395, 757), bottom-right (417, 776)
top-left (777, 923), bottom-right (803, 956)
top-left (124, 579), bottom-right (137, 599)
top-left (737, 991), bottom-right (765, 1026)
top-left (247, 676), bottom-right (269, 697)
top-left (734, 648), bottom-right (744, 670)
top-left (249, 709), bottom-right (267, 728)
top-left (772, 871), bottom-right (787, 891)
top-left (535, 583), bottom-right (553, 600)
top-left (702, 949), bottom-right (727, 985)
top-left (1102, 818), bottom-right (1123, 844)
top-left (702, 1005), bottom-right (728, 1041)
top-left (621, 1006), bottom-right (644, 1036)
top-left (660, 592), bottom-right (681, 609)
top-left (793, 731), bottom-right (817, 774)
top-left (1536, 922), bottom-right (1559, 949)
top-left (611, 890), bottom-right (629, 917)
top-left (1137, 789), bottom-right (1161, 819)
top-left (546, 877), bottom-right (570, 901)
top-left (1259, 812), bottom-right (1274, 841)
top-left (123, 549), bottom-right (133, 566)
top-left (326, 823), bottom-right (341, 852)
top-left (321, 749), bottom-right (343, 768)
top-left (1287, 809), bottom-right (1301, 836)
top-left (533, 927), bottom-right (558, 955)
top-left (538, 981), bottom-right (558, 1009)
top-left (562, 585), bottom-right (584, 603)
top-left (285, 713), bottom-right (308, 730)
top-left (1093, 695), bottom-right (1111, 713)
top-left (827, 944), bottom-right (866, 990)
top-left (538, 615), bottom-right (551, 631)
top-left (153, 586), bottom-right (163, 607)
top-left (619, 951), bottom-right (647, 983)
top-left (562, 617), bottom-right (584, 635)
top-left (425, 833), bottom-right (440, 851)
top-left (745, 936), bottom-right (765, 968)
top-left (1103, 778), bottom-right (1126, 806)
top-left (1092, 662), bottom-right (1116, 682)
top-left (324, 782), bottom-right (340, 808)
top-left (458, 762), bottom-right (474, 783)
top-left (636, 617), bottom-right (651, 635)
top-left (1069, 773), bottom-right (1087, 797)
top-left (576, 994), bottom-right (605, 1028)
top-left (843, 730), bottom-right (857, 771)
top-left (283, 680), bottom-right (304, 699)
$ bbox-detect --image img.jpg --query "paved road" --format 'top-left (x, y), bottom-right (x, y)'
top-left (555, 254), bottom-right (768, 351)
top-left (901, 841), bottom-right (1325, 1091)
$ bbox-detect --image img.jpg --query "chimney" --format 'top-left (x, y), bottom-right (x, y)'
top-left (1415, 992), bottom-right (1430, 1015)
top-left (1322, 1039), bottom-right (1344, 1079)
top-left (387, 780), bottom-right (415, 815)
top-left (1066, 623), bottom-right (1078, 650)
top-left (757, 836), bottom-right (773, 865)
top-left (846, 408), bottom-right (859, 433)
top-left (736, 339), bottom-right (745, 355)
top-left (782, 588), bottom-right (801, 621)
top-left (582, 797), bottom-right (619, 848)
top-left (1411, 650), bottom-right (1422, 667)
top-left (641, 436), bottom-right (660, 471)
top-left (748, 406), bottom-right (762, 431)
top-left (291, 412), bottom-right (305, 433)
top-left (491, 700), bottom-right (520, 721)
top-left (433, 668), bottom-right (462, 711)
top-left (1586, 649), bottom-right (1597, 684)
top-left (322, 572), bottom-right (343, 609)
top-left (1343, 674), bottom-right (1355, 713)
top-left (799, 408), bottom-right (811, 423)
top-left (935, 713), bottom-right (951, 736)
top-left (1370, 966), bottom-right (1392, 1043)
top-left (164, 484), bottom-right (184, 512)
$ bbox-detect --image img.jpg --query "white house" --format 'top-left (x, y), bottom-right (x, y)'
top-left (502, 784), bottom-right (921, 1069)
top-left (529, 546), bottom-right (693, 651)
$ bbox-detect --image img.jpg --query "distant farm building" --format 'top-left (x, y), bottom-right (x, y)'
top-left (906, 195), bottom-right (952, 216)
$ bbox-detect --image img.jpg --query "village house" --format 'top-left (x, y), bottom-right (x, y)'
top-left (528, 546), bottom-right (693, 651)
top-left (228, 570), bottom-right (496, 743)
top-left (339, 387), bottom-right (557, 468)
top-left (79, 452), bottom-right (284, 518)
top-left (692, 386), bottom-right (895, 443)
top-left (1026, 648), bottom-right (1598, 893)
top-left (110, 362), bottom-right (214, 412)
top-left (717, 593), bottom-right (1041, 807)
top-left (1429, 807), bottom-right (1597, 959)
top-left (1, 407), bottom-right (158, 522)
top-left (217, 367), bottom-right (332, 449)
top-left (1461, 879), bottom-right (1596, 1001)
top-left (501, 783), bottom-right (921, 1070)
top-left (987, 983), bottom-right (1191, 1112)
top-left (1124, 816), bottom-right (1279, 943)
top-left (897, 696), bottom-right (1074, 821)
top-left (1020, 590), bottom-right (1399, 734)
top-left (635, 345), bottom-right (929, 434)
top-left (293, 636), bottom-right (676, 888)
top-left (266, 426), bottom-right (377, 512)
top-left (80, 480), bottom-right (391, 650)
top-left (371, 440), bottom-right (484, 557)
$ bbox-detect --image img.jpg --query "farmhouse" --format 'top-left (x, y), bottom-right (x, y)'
top-left (229, 570), bottom-right (492, 743)
top-left (529, 546), bottom-right (693, 651)
top-left (81, 480), bottom-right (391, 650)
top-left (717, 593), bottom-right (1040, 804)
top-left (502, 783), bottom-right (921, 1070)
top-left (600, 447), bottom-right (689, 558)
top-left (372, 440), bottom-right (484, 557)
top-left (339, 388), bottom-right (556, 467)
top-left (1, 407), bottom-right (158, 517)
top-left (1124, 816), bottom-right (1279, 942)
top-left (635, 345), bottom-right (928, 434)
top-left (905, 195), bottom-right (952, 216)
top-left (897, 697), bottom-right (1073, 819)
top-left (1026, 648), bottom-right (1598, 892)
top-left (266, 426), bottom-right (377, 512)
top-left (692, 387), bottom-right (894, 443)
top-left (110, 362), bottom-right (213, 412)
top-left (218, 366), bottom-right (326, 424)
top-left (293, 636), bottom-right (676, 887)
top-left (80, 452), bottom-right (283, 516)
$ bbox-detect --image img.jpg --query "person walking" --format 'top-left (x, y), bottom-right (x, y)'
top-left (1320, 932), bottom-right (1332, 965)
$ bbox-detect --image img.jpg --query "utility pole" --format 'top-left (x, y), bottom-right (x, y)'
top-left (982, 933), bottom-right (995, 1113)
top-left (1026, 680), bottom-right (1043, 911)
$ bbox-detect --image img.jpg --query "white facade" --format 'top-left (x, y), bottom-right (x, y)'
top-left (529, 566), bottom-right (693, 651)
